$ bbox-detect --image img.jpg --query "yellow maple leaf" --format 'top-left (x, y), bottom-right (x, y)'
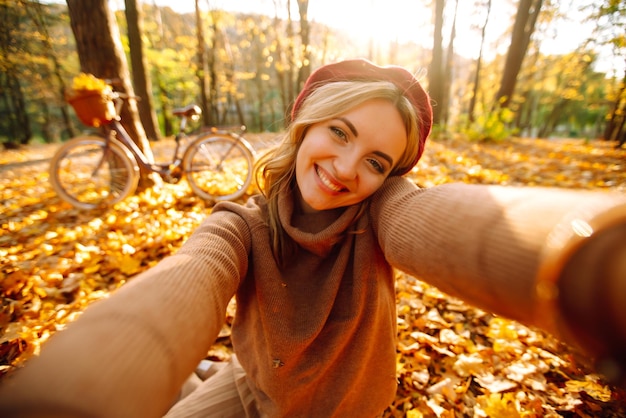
top-left (479, 393), bottom-right (521, 418)
top-left (116, 254), bottom-right (142, 276)
top-left (406, 409), bottom-right (424, 418)
top-left (565, 379), bottom-right (612, 402)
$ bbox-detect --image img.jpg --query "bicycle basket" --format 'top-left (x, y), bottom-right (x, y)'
top-left (67, 89), bottom-right (116, 128)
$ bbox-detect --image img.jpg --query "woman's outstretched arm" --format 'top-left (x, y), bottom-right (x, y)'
top-left (371, 177), bottom-right (626, 384)
top-left (0, 211), bottom-right (251, 418)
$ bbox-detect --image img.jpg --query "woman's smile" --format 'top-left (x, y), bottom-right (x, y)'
top-left (295, 99), bottom-right (408, 214)
top-left (315, 164), bottom-right (346, 193)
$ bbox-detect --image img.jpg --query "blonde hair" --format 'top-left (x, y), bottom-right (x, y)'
top-left (256, 80), bottom-right (422, 265)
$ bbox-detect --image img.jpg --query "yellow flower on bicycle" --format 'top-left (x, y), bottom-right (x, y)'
top-left (67, 73), bottom-right (116, 128)
top-left (71, 73), bottom-right (110, 93)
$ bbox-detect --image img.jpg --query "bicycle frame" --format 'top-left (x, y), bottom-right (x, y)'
top-left (98, 93), bottom-right (190, 179)
top-left (101, 96), bottom-right (253, 180)
top-left (103, 119), bottom-right (180, 177)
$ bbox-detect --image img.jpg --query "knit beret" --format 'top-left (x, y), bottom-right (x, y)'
top-left (291, 59), bottom-right (433, 173)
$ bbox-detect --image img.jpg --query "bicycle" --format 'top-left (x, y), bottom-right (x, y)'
top-left (50, 87), bottom-right (255, 210)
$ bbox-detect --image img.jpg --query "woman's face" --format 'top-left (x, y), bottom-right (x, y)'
top-left (295, 99), bottom-right (408, 213)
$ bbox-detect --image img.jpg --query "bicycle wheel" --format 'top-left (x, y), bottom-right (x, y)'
top-left (49, 135), bottom-right (139, 210)
top-left (183, 134), bottom-right (254, 202)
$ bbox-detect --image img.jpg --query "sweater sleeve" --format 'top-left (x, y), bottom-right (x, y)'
top-left (370, 177), bottom-right (626, 342)
top-left (0, 210), bottom-right (251, 418)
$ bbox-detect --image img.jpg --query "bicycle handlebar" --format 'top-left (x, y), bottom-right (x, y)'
top-left (111, 91), bottom-right (141, 101)
top-left (104, 78), bottom-right (123, 87)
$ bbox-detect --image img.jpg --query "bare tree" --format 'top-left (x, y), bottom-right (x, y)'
top-left (22, 0), bottom-right (77, 140)
top-left (296, 0), bottom-right (311, 91)
top-left (428, 0), bottom-right (445, 126)
top-left (195, 0), bottom-right (211, 126)
top-left (246, 17), bottom-right (269, 131)
top-left (269, 14), bottom-right (286, 118)
top-left (590, 0), bottom-right (626, 144)
top-left (0, 3), bottom-right (30, 148)
top-left (125, 0), bottom-right (161, 140)
top-left (441, 0), bottom-right (459, 128)
top-left (215, 17), bottom-right (245, 126)
top-left (603, 67), bottom-right (625, 143)
top-left (271, 0), bottom-right (296, 121)
top-left (494, 0), bottom-right (543, 109)
top-left (467, 0), bottom-right (492, 125)
top-left (148, 2), bottom-right (173, 136)
top-left (285, 0), bottom-right (297, 115)
top-left (207, 11), bottom-right (220, 125)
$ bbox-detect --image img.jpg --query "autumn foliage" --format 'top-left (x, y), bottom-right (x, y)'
top-left (1, 136), bottom-right (625, 416)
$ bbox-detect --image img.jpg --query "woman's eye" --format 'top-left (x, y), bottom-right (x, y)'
top-left (367, 158), bottom-right (385, 174)
top-left (330, 126), bottom-right (347, 141)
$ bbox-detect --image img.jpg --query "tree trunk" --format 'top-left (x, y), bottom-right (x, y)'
top-left (441, 0), bottom-right (459, 129)
top-left (468, 0), bottom-right (492, 125)
top-left (218, 27), bottom-right (245, 127)
top-left (603, 67), bottom-right (626, 142)
top-left (66, 0), bottom-right (155, 185)
top-left (494, 0), bottom-right (543, 109)
top-left (615, 114), bottom-right (626, 148)
top-left (428, 0), bottom-right (445, 126)
top-left (195, 0), bottom-right (210, 127)
top-left (538, 98), bottom-right (568, 138)
top-left (0, 2), bottom-right (31, 147)
top-left (125, 0), bottom-right (161, 141)
top-left (24, 0), bottom-right (77, 141)
top-left (1, 71), bottom-right (31, 147)
top-left (207, 13), bottom-right (219, 125)
top-left (250, 22), bottom-right (266, 131)
top-left (286, 0), bottom-right (296, 114)
top-left (148, 3), bottom-right (172, 136)
top-left (296, 0), bottom-right (311, 92)
top-left (270, 5), bottom-right (289, 120)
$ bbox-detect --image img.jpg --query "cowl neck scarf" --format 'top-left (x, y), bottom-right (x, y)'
top-left (277, 187), bottom-right (362, 257)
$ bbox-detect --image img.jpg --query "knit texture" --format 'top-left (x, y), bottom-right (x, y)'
top-left (370, 178), bottom-right (626, 337)
top-left (215, 190), bottom-right (397, 416)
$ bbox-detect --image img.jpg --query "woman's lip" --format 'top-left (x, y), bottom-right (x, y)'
top-left (315, 165), bottom-right (345, 192)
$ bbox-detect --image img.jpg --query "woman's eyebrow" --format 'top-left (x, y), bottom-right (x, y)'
top-left (373, 151), bottom-right (393, 167)
top-left (337, 117), bottom-right (358, 137)
top-left (336, 117), bottom-right (394, 167)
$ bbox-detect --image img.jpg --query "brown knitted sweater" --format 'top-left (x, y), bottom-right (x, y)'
top-left (0, 177), bottom-right (624, 417)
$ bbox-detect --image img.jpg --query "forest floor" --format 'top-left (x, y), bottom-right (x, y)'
top-left (1, 134), bottom-right (625, 417)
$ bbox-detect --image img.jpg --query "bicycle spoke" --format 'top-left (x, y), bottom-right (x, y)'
top-left (183, 136), bottom-right (253, 201)
top-left (49, 136), bottom-right (138, 209)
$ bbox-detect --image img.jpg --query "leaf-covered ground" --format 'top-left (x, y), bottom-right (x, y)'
top-left (1, 135), bottom-right (625, 417)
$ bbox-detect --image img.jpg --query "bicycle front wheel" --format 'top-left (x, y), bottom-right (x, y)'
top-left (183, 134), bottom-right (254, 202)
top-left (49, 135), bottom-right (139, 210)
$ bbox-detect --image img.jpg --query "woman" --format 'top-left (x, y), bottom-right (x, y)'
top-left (0, 59), bottom-right (625, 417)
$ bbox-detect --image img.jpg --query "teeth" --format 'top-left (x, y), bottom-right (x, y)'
top-left (317, 167), bottom-right (343, 192)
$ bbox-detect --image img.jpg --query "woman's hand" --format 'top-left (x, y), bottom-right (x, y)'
top-left (558, 222), bottom-right (626, 385)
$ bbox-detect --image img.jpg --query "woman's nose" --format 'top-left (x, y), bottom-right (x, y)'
top-left (333, 153), bottom-right (358, 181)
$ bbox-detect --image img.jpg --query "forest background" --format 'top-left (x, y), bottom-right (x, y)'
top-left (1, 0), bottom-right (625, 149)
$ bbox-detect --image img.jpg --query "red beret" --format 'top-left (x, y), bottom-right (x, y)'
top-left (291, 59), bottom-right (433, 173)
